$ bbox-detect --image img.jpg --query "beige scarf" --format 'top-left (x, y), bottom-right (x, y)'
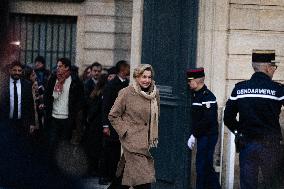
top-left (132, 80), bottom-right (159, 148)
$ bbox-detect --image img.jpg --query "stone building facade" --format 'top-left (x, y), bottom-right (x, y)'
top-left (10, 0), bottom-right (133, 70)
top-left (9, 0), bottom-right (284, 188)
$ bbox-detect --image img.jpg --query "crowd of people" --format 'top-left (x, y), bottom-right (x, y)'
top-left (0, 49), bottom-right (283, 189)
top-left (0, 56), bottom-right (160, 189)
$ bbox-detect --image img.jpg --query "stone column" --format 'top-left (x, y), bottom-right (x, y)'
top-left (196, 0), bottom-right (231, 188)
top-left (129, 0), bottom-right (144, 82)
top-left (75, 15), bottom-right (86, 71)
top-left (196, 0), bottom-right (229, 106)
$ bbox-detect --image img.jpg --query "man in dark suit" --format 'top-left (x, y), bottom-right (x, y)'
top-left (0, 61), bottom-right (35, 136)
top-left (84, 62), bottom-right (102, 97)
top-left (99, 60), bottom-right (130, 184)
top-left (82, 61), bottom-right (103, 177)
top-left (0, 62), bottom-right (83, 189)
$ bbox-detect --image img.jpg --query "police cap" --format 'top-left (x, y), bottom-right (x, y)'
top-left (186, 67), bottom-right (205, 80)
top-left (252, 49), bottom-right (278, 64)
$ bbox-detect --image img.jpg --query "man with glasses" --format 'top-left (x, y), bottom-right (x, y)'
top-left (224, 50), bottom-right (284, 189)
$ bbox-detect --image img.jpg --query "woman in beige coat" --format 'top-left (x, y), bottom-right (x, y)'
top-left (108, 64), bottom-right (160, 189)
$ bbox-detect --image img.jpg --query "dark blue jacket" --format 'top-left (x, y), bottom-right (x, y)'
top-left (224, 72), bottom-right (284, 140)
top-left (191, 85), bottom-right (219, 137)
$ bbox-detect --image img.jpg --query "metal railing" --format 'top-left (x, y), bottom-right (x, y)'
top-left (9, 14), bottom-right (77, 70)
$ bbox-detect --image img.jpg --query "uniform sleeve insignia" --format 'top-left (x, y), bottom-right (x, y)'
top-left (205, 102), bottom-right (211, 108)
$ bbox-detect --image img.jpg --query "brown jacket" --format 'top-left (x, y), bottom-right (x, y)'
top-left (108, 85), bottom-right (160, 186)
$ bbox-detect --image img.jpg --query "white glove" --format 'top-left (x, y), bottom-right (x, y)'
top-left (187, 135), bottom-right (196, 150)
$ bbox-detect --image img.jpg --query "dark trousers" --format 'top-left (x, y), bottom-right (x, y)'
top-left (82, 125), bottom-right (103, 175)
top-left (0, 120), bottom-right (80, 189)
top-left (37, 110), bottom-right (44, 130)
top-left (196, 134), bottom-right (221, 189)
top-left (46, 117), bottom-right (72, 158)
top-left (239, 140), bottom-right (282, 189)
top-left (99, 137), bottom-right (121, 180)
top-left (8, 119), bottom-right (29, 137)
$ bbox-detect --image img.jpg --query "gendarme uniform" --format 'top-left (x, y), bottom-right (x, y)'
top-left (187, 68), bottom-right (220, 189)
top-left (224, 50), bottom-right (284, 189)
top-left (224, 72), bottom-right (283, 139)
top-left (191, 84), bottom-right (218, 137)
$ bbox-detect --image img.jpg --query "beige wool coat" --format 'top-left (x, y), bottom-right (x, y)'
top-left (108, 85), bottom-right (160, 186)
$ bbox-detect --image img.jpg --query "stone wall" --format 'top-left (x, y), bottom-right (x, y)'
top-left (197, 0), bottom-right (284, 188)
top-left (10, 0), bottom-right (133, 71)
top-left (227, 0), bottom-right (284, 92)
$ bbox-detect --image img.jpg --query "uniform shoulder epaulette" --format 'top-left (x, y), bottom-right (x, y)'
top-left (274, 81), bottom-right (283, 87)
top-left (203, 89), bottom-right (209, 95)
top-left (203, 89), bottom-right (217, 102)
top-left (235, 80), bottom-right (247, 86)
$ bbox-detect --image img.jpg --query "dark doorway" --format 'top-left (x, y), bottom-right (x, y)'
top-left (141, 0), bottom-right (199, 188)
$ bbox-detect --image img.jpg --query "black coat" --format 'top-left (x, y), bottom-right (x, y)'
top-left (224, 72), bottom-right (284, 140)
top-left (44, 74), bottom-right (84, 130)
top-left (102, 75), bottom-right (129, 140)
top-left (84, 78), bottom-right (97, 98)
top-left (0, 76), bottom-right (35, 127)
top-left (86, 94), bottom-right (103, 126)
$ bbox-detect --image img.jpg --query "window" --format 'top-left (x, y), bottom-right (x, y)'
top-left (10, 14), bottom-right (77, 70)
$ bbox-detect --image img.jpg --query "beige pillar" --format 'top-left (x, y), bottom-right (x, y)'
top-left (129, 0), bottom-right (144, 82)
top-left (196, 0), bottom-right (229, 106)
top-left (196, 0), bottom-right (230, 188)
top-left (75, 15), bottom-right (86, 70)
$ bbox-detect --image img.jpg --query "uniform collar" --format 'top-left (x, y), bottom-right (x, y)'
top-left (193, 84), bottom-right (207, 95)
top-left (251, 72), bottom-right (272, 81)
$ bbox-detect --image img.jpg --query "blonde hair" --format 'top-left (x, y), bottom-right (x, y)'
top-left (133, 64), bottom-right (155, 78)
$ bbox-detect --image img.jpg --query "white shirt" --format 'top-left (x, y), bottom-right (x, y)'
top-left (9, 77), bottom-right (22, 119)
top-left (118, 75), bottom-right (126, 82)
top-left (52, 76), bottom-right (72, 119)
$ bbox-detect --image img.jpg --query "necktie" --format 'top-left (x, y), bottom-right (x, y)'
top-left (13, 80), bottom-right (18, 119)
